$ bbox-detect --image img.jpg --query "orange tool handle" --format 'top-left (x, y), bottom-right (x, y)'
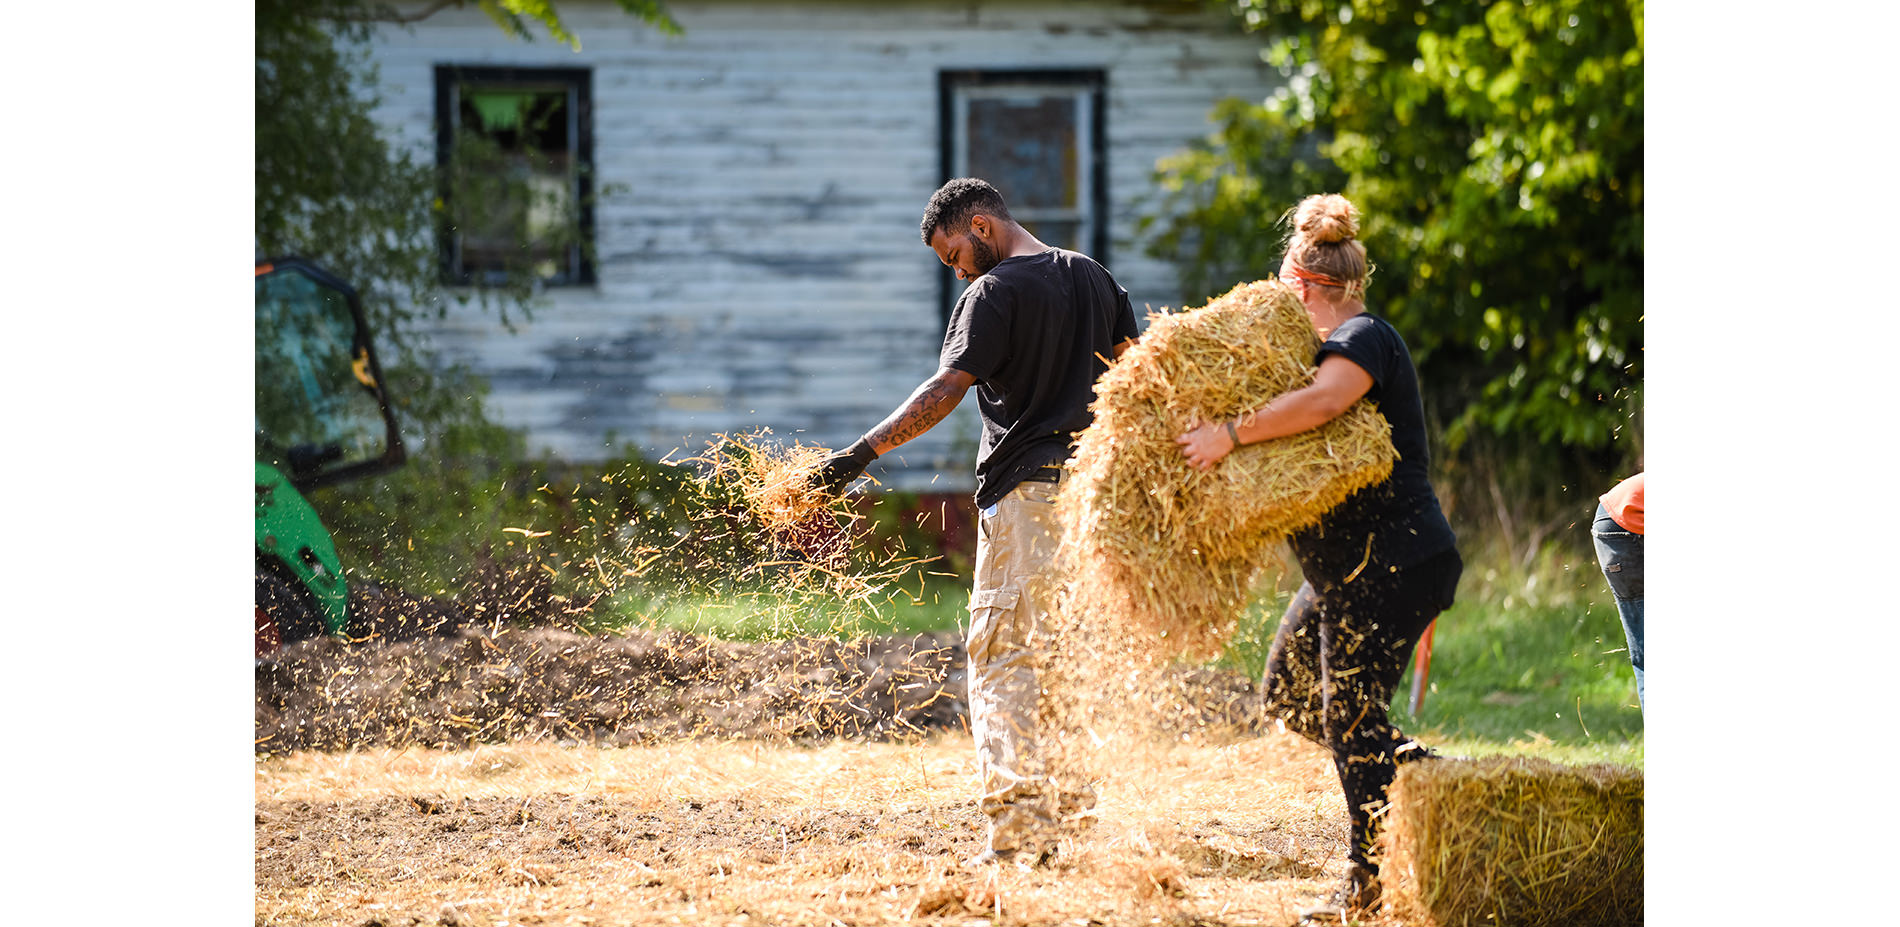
top-left (1408, 619), bottom-right (1437, 716)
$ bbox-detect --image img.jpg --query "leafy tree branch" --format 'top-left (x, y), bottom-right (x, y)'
top-left (1144, 0), bottom-right (1642, 469)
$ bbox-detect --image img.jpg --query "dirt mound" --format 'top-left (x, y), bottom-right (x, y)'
top-left (256, 626), bottom-right (970, 754)
top-left (255, 625), bottom-right (1266, 756)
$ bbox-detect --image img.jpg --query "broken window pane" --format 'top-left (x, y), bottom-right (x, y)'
top-left (437, 67), bottom-right (593, 286)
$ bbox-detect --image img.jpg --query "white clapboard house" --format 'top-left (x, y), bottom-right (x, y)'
top-left (363, 0), bottom-right (1279, 494)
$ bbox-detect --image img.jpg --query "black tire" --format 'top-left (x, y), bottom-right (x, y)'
top-left (256, 560), bottom-right (325, 657)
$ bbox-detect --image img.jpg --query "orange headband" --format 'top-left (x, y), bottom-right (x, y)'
top-left (1284, 262), bottom-right (1354, 290)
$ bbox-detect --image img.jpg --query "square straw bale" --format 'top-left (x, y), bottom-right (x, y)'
top-left (1052, 279), bottom-right (1396, 659)
top-left (1382, 757), bottom-right (1644, 927)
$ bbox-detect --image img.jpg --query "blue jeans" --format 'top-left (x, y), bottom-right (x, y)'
top-left (1591, 503), bottom-right (1644, 709)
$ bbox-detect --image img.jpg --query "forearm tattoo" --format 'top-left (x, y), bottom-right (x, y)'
top-left (866, 373), bottom-right (965, 451)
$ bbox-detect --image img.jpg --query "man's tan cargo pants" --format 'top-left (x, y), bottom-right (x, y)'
top-left (966, 477), bottom-right (1063, 856)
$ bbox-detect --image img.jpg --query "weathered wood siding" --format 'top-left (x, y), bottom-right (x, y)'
top-left (367, 0), bottom-right (1277, 491)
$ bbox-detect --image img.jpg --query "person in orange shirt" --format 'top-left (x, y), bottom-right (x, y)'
top-left (1591, 472), bottom-right (1644, 709)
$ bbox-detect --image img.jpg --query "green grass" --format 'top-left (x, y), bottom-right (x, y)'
top-left (588, 545), bottom-right (1642, 766)
top-left (1419, 556), bottom-right (1642, 762)
top-left (1218, 554), bottom-right (1642, 765)
top-left (1401, 595), bottom-right (1642, 762)
top-left (588, 575), bottom-right (971, 641)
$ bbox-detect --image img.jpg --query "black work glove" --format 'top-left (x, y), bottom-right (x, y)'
top-left (811, 438), bottom-right (878, 494)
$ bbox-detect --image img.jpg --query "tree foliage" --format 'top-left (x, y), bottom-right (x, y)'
top-left (256, 1), bottom-right (679, 588)
top-left (1145, 0), bottom-right (1642, 463)
top-left (255, 0), bottom-right (677, 445)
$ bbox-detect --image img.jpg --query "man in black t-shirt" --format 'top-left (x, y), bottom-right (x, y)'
top-left (814, 178), bottom-right (1139, 866)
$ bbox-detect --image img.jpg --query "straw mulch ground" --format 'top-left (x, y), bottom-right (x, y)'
top-left (1381, 756), bottom-right (1644, 927)
top-left (254, 622), bottom-right (1267, 755)
top-left (1052, 278), bottom-right (1396, 663)
top-left (256, 734), bottom-right (1365, 927)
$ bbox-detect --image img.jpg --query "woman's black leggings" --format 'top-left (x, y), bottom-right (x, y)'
top-left (1263, 547), bottom-right (1462, 871)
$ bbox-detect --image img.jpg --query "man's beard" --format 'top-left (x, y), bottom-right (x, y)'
top-left (969, 235), bottom-right (1000, 277)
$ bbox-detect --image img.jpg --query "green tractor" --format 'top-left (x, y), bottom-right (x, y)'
top-left (255, 257), bottom-right (404, 659)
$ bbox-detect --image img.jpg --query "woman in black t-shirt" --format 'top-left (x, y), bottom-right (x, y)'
top-left (1176, 193), bottom-right (1461, 919)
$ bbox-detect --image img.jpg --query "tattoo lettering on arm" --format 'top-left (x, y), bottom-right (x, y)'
top-left (864, 367), bottom-right (976, 455)
top-left (873, 392), bottom-right (948, 447)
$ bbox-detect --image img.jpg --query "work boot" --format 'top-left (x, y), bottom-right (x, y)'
top-left (960, 842), bottom-right (1053, 870)
top-left (957, 828), bottom-right (1064, 873)
top-left (1297, 862), bottom-right (1381, 922)
top-left (1056, 784), bottom-right (1099, 828)
top-left (960, 847), bottom-right (1014, 869)
top-left (1333, 862), bottom-right (1381, 912)
top-left (1395, 740), bottom-right (1472, 765)
top-left (982, 799), bottom-right (1056, 863)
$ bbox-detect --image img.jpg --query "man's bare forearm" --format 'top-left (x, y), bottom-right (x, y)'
top-left (863, 367), bottom-right (974, 455)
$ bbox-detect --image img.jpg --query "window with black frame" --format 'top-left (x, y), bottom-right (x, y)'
top-left (435, 65), bottom-right (594, 286)
top-left (938, 69), bottom-right (1107, 323)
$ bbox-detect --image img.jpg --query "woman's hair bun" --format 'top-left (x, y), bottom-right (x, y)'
top-left (1294, 193), bottom-right (1359, 244)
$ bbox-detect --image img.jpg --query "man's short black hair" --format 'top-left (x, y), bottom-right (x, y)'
top-left (920, 177), bottom-right (1012, 245)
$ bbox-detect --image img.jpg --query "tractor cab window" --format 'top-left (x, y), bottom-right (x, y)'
top-left (255, 266), bottom-right (394, 486)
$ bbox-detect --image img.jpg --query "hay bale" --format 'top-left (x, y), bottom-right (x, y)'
top-left (1382, 757), bottom-right (1644, 927)
top-left (1052, 279), bottom-right (1396, 658)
